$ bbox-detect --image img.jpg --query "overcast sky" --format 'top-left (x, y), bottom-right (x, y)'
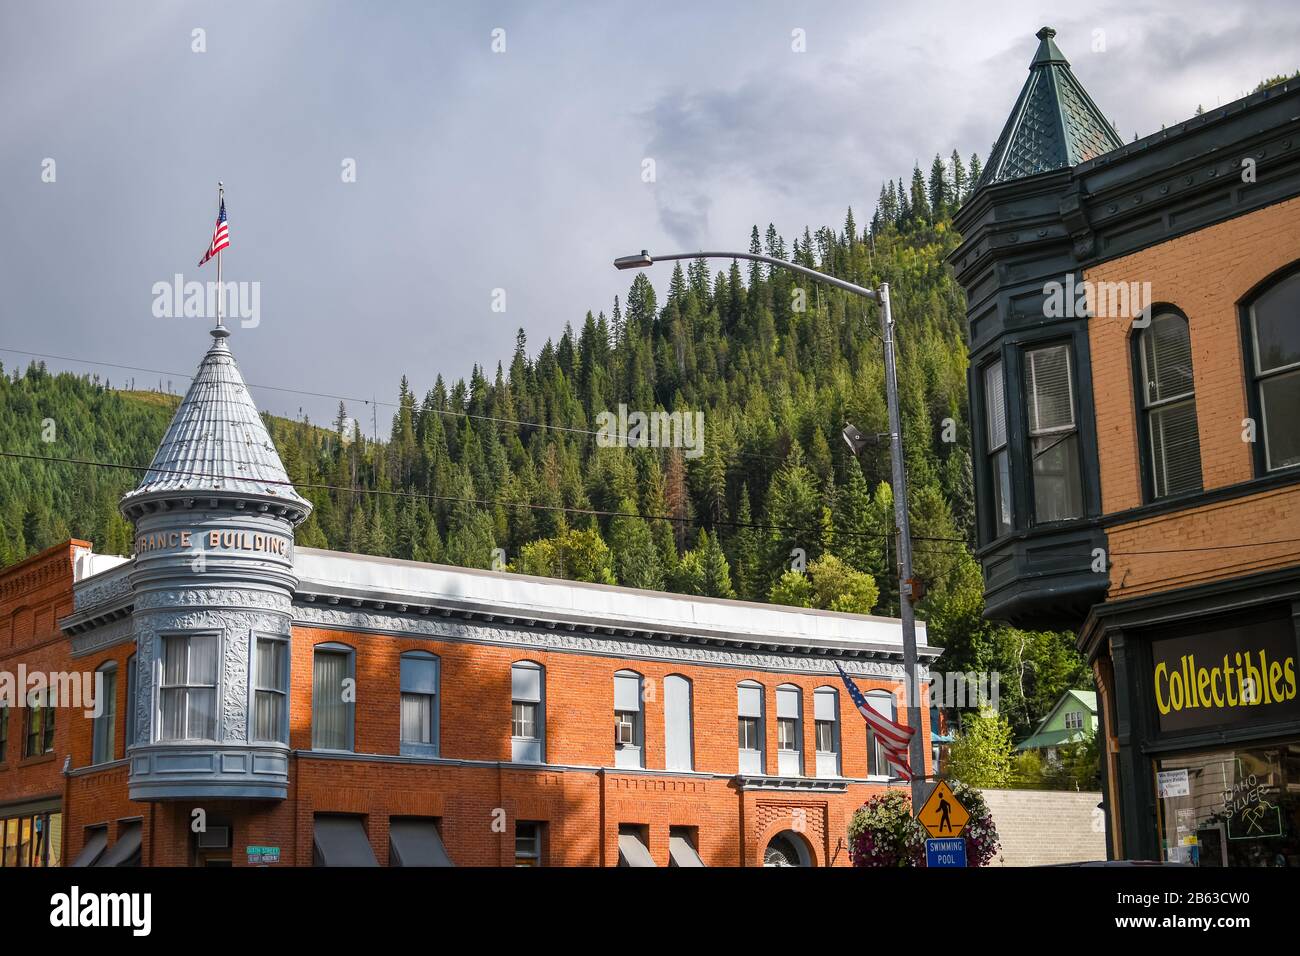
top-left (2, 0), bottom-right (1298, 431)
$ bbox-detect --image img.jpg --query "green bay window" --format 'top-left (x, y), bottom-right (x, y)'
top-left (1025, 343), bottom-right (1083, 522)
top-left (984, 359), bottom-right (1013, 536)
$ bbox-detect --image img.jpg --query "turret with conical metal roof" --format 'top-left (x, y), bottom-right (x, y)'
top-left (976, 27), bottom-right (1123, 189)
top-left (120, 326), bottom-right (311, 519)
top-left (120, 322), bottom-right (306, 802)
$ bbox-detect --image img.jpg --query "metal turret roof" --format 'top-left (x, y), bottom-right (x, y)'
top-left (976, 27), bottom-right (1124, 189)
top-left (120, 326), bottom-right (312, 513)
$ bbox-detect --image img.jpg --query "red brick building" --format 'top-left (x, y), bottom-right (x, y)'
top-left (0, 326), bottom-right (936, 868)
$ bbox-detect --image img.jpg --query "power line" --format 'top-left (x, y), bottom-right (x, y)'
top-left (0, 449), bottom-right (952, 544)
top-left (0, 344), bottom-right (793, 463)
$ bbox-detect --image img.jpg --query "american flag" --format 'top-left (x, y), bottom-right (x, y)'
top-left (835, 662), bottom-right (915, 781)
top-left (198, 198), bottom-right (230, 267)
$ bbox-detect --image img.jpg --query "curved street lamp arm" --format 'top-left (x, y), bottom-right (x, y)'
top-left (617, 250), bottom-right (879, 302)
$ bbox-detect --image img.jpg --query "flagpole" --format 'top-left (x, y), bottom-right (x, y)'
top-left (215, 181), bottom-right (224, 332)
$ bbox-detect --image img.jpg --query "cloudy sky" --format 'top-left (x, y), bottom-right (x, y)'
top-left (2, 0), bottom-right (1298, 430)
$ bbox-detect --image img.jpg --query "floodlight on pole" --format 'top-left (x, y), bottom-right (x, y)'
top-left (613, 248), bottom-right (928, 808)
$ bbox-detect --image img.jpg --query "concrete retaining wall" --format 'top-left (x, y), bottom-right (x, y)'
top-left (982, 789), bottom-right (1106, 866)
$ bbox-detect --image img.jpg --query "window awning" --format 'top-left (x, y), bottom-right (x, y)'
top-left (617, 831), bottom-right (655, 867)
top-left (389, 819), bottom-right (454, 867)
top-left (71, 828), bottom-right (108, 867)
top-left (313, 816), bottom-right (378, 867)
top-left (669, 834), bottom-right (705, 867)
top-left (95, 822), bottom-right (141, 867)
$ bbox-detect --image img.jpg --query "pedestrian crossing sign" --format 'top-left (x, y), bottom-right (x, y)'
top-left (917, 780), bottom-right (969, 838)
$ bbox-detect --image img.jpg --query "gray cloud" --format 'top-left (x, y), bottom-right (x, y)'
top-left (1, 0), bottom-right (1297, 429)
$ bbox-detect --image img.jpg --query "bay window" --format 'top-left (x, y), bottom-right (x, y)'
top-left (984, 359), bottom-right (1012, 536)
top-left (254, 637), bottom-right (289, 744)
top-left (160, 633), bottom-right (219, 741)
top-left (1026, 343), bottom-right (1083, 522)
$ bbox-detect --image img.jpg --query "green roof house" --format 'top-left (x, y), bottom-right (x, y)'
top-left (1016, 689), bottom-right (1097, 758)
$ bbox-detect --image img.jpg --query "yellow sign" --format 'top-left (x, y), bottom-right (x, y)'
top-left (917, 781), bottom-right (969, 838)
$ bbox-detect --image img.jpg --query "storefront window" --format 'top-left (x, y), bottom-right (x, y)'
top-left (1156, 742), bottom-right (1300, 866)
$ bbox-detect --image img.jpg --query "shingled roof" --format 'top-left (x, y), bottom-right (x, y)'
top-left (120, 327), bottom-right (312, 513)
top-left (977, 27), bottom-right (1124, 189)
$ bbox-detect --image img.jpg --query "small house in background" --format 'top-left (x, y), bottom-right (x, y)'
top-left (1015, 690), bottom-right (1097, 763)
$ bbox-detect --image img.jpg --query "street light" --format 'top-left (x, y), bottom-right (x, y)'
top-left (614, 248), bottom-right (929, 806)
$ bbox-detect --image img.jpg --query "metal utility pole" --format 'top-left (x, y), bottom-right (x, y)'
top-left (614, 249), bottom-right (928, 807)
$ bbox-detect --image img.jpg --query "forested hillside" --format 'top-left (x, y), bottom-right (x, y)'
top-left (0, 152), bottom-right (1091, 737)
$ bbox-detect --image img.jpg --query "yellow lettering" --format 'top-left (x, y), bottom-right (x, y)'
top-left (1155, 662), bottom-right (1171, 715)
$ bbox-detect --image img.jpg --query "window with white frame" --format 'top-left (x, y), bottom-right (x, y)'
top-left (254, 637), bottom-right (289, 744)
top-left (1246, 271), bottom-right (1300, 472)
top-left (160, 633), bottom-right (219, 741)
top-left (775, 684), bottom-right (802, 776)
top-left (813, 687), bottom-right (840, 778)
top-left (737, 681), bottom-right (765, 774)
top-left (614, 671), bottom-right (644, 769)
top-left (1064, 711), bottom-right (1084, 731)
top-left (663, 675), bottom-right (693, 771)
top-left (1026, 343), bottom-right (1083, 522)
top-left (399, 651), bottom-right (438, 757)
top-left (511, 661), bottom-right (544, 763)
top-left (311, 644), bottom-right (354, 751)
top-left (1138, 313), bottom-right (1202, 499)
top-left (91, 662), bottom-right (117, 764)
top-left (865, 690), bottom-right (896, 777)
top-left (984, 359), bottom-right (1013, 536)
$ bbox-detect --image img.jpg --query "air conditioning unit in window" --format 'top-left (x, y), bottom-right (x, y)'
top-left (197, 826), bottom-right (230, 849)
top-left (616, 722), bottom-right (634, 745)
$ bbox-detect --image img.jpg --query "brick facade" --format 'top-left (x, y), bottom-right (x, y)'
top-left (4, 545), bottom-right (928, 868)
top-left (1083, 197), bottom-right (1300, 601)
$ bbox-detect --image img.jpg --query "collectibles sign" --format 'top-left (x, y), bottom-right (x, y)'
top-left (1150, 615), bottom-right (1300, 734)
top-left (135, 529), bottom-right (291, 558)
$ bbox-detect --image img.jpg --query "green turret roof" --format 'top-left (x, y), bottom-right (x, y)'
top-left (976, 27), bottom-right (1124, 188)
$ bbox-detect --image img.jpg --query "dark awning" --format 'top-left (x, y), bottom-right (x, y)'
top-left (669, 834), bottom-right (705, 867)
top-left (313, 816), bottom-right (378, 867)
top-left (617, 831), bottom-right (656, 867)
top-left (96, 821), bottom-right (142, 867)
top-left (70, 828), bottom-right (108, 867)
top-left (389, 819), bottom-right (454, 867)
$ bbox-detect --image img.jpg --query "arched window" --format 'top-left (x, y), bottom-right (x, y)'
top-left (613, 670), bottom-right (644, 769)
top-left (312, 642), bottom-right (355, 752)
top-left (399, 651), bottom-right (439, 757)
top-left (663, 675), bottom-right (693, 771)
top-left (813, 687), bottom-right (840, 778)
top-left (737, 681), bottom-right (765, 774)
top-left (92, 661), bottom-right (118, 764)
top-left (775, 684), bottom-right (803, 776)
top-left (1136, 311), bottom-right (1202, 499)
top-left (511, 661), bottom-right (545, 763)
top-left (1244, 270), bottom-right (1300, 472)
